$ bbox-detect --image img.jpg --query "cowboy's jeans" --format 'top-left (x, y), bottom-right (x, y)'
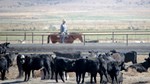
top-left (60, 33), bottom-right (66, 43)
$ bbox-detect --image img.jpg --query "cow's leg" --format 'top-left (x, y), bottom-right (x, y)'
top-left (32, 70), bottom-right (35, 78)
top-left (55, 71), bottom-right (58, 82)
top-left (27, 71), bottom-right (31, 81)
top-left (115, 74), bottom-right (118, 84)
top-left (41, 69), bottom-right (46, 79)
top-left (51, 69), bottom-right (54, 79)
top-left (110, 75), bottom-right (115, 84)
top-left (103, 72), bottom-right (108, 82)
top-left (45, 63), bottom-right (51, 79)
top-left (17, 66), bottom-right (23, 78)
top-left (99, 71), bottom-right (108, 84)
top-left (24, 71), bottom-right (27, 81)
top-left (17, 63), bottom-right (24, 78)
top-left (65, 72), bottom-right (67, 80)
top-left (99, 73), bottom-right (103, 83)
top-left (81, 72), bottom-right (85, 83)
top-left (1, 70), bottom-right (6, 80)
top-left (47, 69), bottom-right (51, 79)
top-left (90, 74), bottom-right (93, 83)
top-left (94, 73), bottom-right (97, 83)
top-left (79, 73), bottom-right (81, 84)
top-left (20, 70), bottom-right (24, 78)
top-left (59, 71), bottom-right (65, 82)
top-left (76, 72), bottom-right (79, 84)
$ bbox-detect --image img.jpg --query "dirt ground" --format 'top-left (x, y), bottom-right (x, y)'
top-left (0, 55), bottom-right (150, 84)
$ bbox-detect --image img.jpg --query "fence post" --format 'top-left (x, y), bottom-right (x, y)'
top-left (126, 34), bottom-right (128, 46)
top-left (42, 35), bottom-right (44, 45)
top-left (112, 32), bottom-right (114, 43)
top-left (83, 34), bottom-right (85, 45)
top-left (24, 31), bottom-right (26, 41)
top-left (32, 32), bottom-right (34, 43)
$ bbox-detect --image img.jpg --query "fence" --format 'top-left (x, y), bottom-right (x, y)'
top-left (0, 31), bottom-right (150, 46)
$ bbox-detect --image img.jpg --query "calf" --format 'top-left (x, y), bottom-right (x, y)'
top-left (54, 57), bottom-right (75, 82)
top-left (22, 54), bottom-right (51, 81)
top-left (17, 54), bottom-right (53, 79)
top-left (98, 53), bottom-right (124, 84)
top-left (127, 57), bottom-right (150, 73)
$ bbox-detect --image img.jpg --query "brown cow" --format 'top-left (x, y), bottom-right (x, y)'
top-left (47, 32), bottom-right (83, 43)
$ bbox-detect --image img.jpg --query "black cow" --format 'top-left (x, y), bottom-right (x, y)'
top-left (16, 54), bottom-right (45, 79)
top-left (0, 54), bottom-right (8, 80)
top-left (127, 57), bottom-right (150, 73)
top-left (21, 54), bottom-right (51, 81)
top-left (75, 50), bottom-right (100, 84)
top-left (0, 52), bottom-right (16, 80)
top-left (53, 51), bottom-right (81, 59)
top-left (102, 71), bottom-right (123, 84)
top-left (74, 58), bottom-right (87, 84)
top-left (124, 51), bottom-right (137, 64)
top-left (86, 58), bottom-right (100, 83)
top-left (17, 54), bottom-right (54, 80)
top-left (16, 54), bottom-right (25, 78)
top-left (110, 49), bottom-right (137, 64)
top-left (54, 57), bottom-right (75, 82)
top-left (98, 52), bottom-right (124, 84)
top-left (108, 50), bottom-right (125, 71)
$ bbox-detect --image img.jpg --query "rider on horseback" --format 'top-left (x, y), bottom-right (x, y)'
top-left (60, 19), bottom-right (68, 43)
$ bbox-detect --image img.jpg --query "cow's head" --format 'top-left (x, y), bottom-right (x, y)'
top-left (88, 50), bottom-right (99, 58)
top-left (145, 57), bottom-right (150, 63)
top-left (107, 61), bottom-right (122, 76)
top-left (20, 54), bottom-right (26, 64)
top-left (66, 59), bottom-right (76, 71)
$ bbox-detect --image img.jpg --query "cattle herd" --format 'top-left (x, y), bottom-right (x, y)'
top-left (0, 42), bottom-right (150, 84)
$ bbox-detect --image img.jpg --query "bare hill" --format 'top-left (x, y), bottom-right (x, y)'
top-left (0, 0), bottom-right (149, 12)
top-left (0, 0), bottom-right (149, 31)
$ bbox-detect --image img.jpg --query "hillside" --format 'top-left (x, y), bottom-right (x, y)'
top-left (0, 0), bottom-right (149, 12)
top-left (0, 0), bottom-right (149, 31)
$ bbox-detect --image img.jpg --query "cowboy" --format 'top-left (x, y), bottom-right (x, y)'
top-left (60, 19), bottom-right (68, 43)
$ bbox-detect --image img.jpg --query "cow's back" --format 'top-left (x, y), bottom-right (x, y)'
top-left (53, 51), bottom-right (81, 59)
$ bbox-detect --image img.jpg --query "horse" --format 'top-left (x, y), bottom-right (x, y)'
top-left (47, 32), bottom-right (83, 44)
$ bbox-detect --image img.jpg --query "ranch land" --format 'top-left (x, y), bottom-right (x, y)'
top-left (0, 0), bottom-right (150, 84)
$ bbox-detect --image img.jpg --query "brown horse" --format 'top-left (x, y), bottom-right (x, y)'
top-left (47, 32), bottom-right (83, 43)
